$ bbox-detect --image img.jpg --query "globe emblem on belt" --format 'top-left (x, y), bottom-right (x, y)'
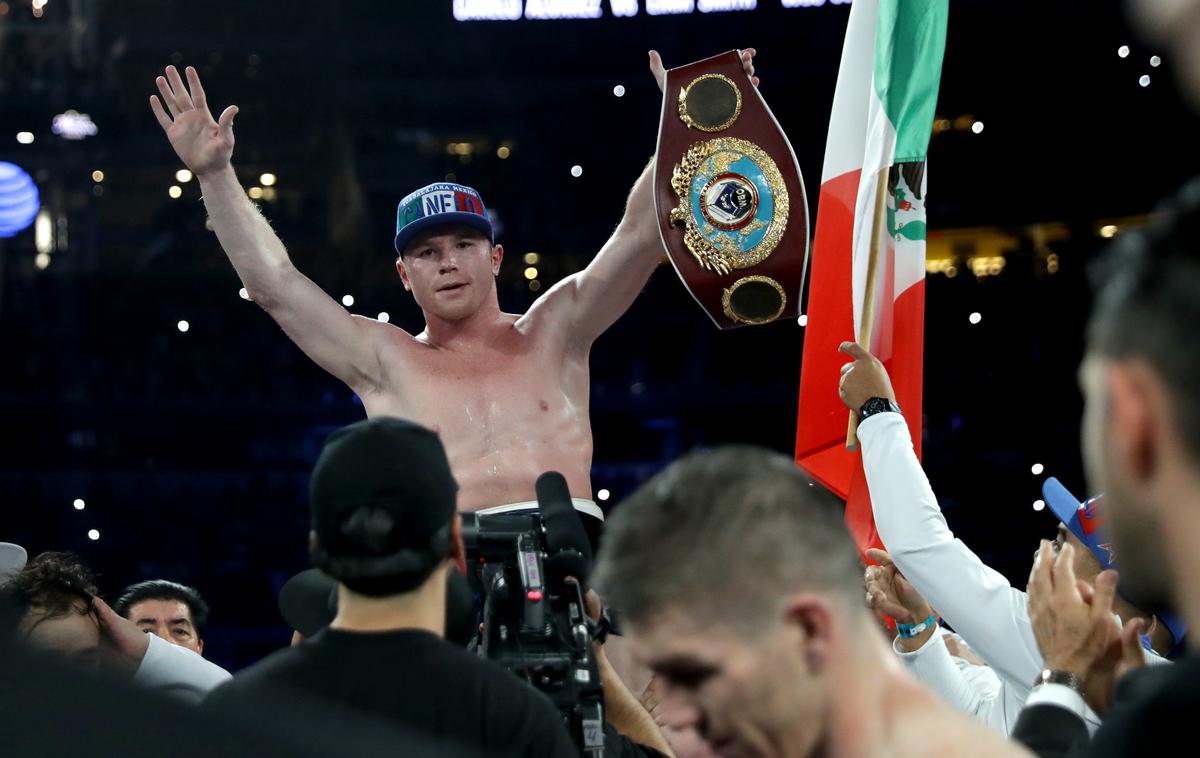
top-left (700, 173), bottom-right (759, 231)
top-left (669, 137), bottom-right (789, 275)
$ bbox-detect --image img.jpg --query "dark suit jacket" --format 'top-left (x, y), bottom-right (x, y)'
top-left (1013, 655), bottom-right (1199, 757)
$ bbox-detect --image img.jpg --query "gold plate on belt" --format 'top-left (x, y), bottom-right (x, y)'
top-left (678, 73), bottom-right (743, 132)
top-left (721, 275), bottom-right (787, 326)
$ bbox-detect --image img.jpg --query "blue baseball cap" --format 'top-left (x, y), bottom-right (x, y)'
top-left (1043, 477), bottom-right (1114, 570)
top-left (1042, 477), bottom-right (1187, 655)
top-left (394, 182), bottom-right (494, 256)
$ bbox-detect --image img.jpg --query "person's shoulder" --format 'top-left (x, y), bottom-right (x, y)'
top-left (203, 645), bottom-right (310, 703)
top-left (424, 638), bottom-right (519, 683)
top-left (469, 664), bottom-right (575, 756)
top-left (891, 677), bottom-right (1024, 756)
top-left (1081, 663), bottom-right (1200, 756)
top-left (356, 313), bottom-right (420, 348)
top-left (514, 277), bottom-right (579, 330)
top-left (1111, 652), bottom-right (1200, 721)
top-left (432, 642), bottom-right (558, 710)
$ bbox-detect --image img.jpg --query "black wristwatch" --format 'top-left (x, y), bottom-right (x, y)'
top-left (590, 605), bottom-right (613, 645)
top-left (1033, 669), bottom-right (1085, 695)
top-left (859, 397), bottom-right (902, 422)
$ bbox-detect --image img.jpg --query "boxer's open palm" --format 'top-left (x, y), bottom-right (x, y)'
top-left (649, 48), bottom-right (759, 92)
top-left (150, 65), bottom-right (239, 177)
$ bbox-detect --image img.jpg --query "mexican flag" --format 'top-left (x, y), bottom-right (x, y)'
top-left (795, 0), bottom-right (948, 555)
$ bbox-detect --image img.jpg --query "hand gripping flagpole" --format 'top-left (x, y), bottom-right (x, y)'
top-left (846, 167), bottom-right (890, 451)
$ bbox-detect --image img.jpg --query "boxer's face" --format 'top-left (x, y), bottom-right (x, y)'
top-left (629, 606), bottom-right (830, 758)
top-left (397, 226), bottom-right (503, 321)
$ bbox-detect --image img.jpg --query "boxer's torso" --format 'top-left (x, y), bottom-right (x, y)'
top-left (359, 306), bottom-right (594, 512)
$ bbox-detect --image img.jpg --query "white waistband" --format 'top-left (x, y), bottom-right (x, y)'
top-left (474, 498), bottom-right (604, 521)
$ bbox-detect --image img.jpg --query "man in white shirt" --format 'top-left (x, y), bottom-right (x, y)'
top-left (837, 341), bottom-right (1175, 733)
top-left (865, 547), bottom-right (1005, 727)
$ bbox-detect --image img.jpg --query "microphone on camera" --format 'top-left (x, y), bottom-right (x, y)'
top-left (536, 471), bottom-right (592, 587)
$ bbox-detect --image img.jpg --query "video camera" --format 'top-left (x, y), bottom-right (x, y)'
top-left (461, 472), bottom-right (606, 756)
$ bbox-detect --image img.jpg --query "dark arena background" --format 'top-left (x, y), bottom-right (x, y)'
top-left (1, 0), bottom-right (1196, 670)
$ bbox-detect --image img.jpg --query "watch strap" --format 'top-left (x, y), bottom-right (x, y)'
top-left (859, 397), bottom-right (902, 422)
top-left (1033, 669), bottom-right (1085, 695)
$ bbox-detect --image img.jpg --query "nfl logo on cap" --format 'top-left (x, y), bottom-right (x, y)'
top-left (394, 182), bottom-right (494, 255)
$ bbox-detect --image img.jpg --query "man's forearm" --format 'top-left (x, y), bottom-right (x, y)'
top-left (197, 165), bottom-right (294, 306)
top-left (859, 412), bottom-right (1047, 688)
top-left (896, 618), bottom-right (938, 653)
top-left (134, 633), bottom-right (232, 703)
top-left (617, 158), bottom-right (662, 259)
top-left (598, 647), bottom-right (674, 756)
top-left (561, 158), bottom-right (665, 343)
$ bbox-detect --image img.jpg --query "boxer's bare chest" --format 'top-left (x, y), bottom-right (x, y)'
top-left (361, 323), bottom-right (594, 509)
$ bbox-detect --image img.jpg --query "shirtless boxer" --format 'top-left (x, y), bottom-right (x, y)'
top-left (149, 50), bottom-right (759, 538)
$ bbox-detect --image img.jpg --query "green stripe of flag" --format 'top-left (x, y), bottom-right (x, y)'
top-left (874, 0), bottom-right (949, 163)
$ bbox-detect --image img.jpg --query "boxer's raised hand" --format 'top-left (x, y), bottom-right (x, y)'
top-left (150, 65), bottom-right (239, 178)
top-left (649, 47), bottom-right (759, 93)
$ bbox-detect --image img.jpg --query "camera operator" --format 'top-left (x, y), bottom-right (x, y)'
top-left (203, 417), bottom-right (576, 756)
top-left (206, 417), bottom-right (671, 757)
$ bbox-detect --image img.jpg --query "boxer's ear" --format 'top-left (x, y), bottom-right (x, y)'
top-left (782, 592), bottom-right (837, 675)
top-left (396, 257), bottom-right (412, 291)
top-left (491, 244), bottom-right (504, 276)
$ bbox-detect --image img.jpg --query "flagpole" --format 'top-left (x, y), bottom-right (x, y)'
top-left (846, 167), bottom-right (890, 451)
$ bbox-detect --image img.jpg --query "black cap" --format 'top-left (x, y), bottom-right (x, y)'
top-left (310, 417), bottom-right (457, 557)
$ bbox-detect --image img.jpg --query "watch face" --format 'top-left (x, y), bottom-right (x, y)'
top-left (865, 399), bottom-right (884, 413)
top-left (861, 398), bottom-right (894, 417)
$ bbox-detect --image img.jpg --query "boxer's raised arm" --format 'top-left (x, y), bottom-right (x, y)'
top-left (553, 158), bottom-right (663, 347)
top-left (555, 50), bottom-right (758, 347)
top-left (150, 66), bottom-right (386, 394)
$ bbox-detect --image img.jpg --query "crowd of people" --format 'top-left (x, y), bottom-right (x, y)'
top-left (7, 175), bottom-right (1198, 755)
top-left (6, 11), bottom-right (1200, 756)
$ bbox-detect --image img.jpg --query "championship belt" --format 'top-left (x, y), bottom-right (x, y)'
top-left (653, 51), bottom-right (809, 329)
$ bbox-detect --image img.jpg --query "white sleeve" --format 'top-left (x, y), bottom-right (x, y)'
top-left (133, 632), bottom-right (232, 703)
top-left (858, 413), bottom-right (1045, 690)
top-left (1023, 683), bottom-right (1089, 720)
top-left (894, 629), bottom-right (1003, 727)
